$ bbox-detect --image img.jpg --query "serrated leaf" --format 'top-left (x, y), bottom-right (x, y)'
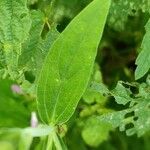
top-left (97, 79), bottom-right (150, 137)
top-left (0, 0), bottom-right (31, 78)
top-left (135, 19), bottom-right (150, 80)
top-left (108, 0), bottom-right (150, 30)
top-left (19, 10), bottom-right (45, 72)
top-left (98, 98), bottom-right (150, 137)
top-left (19, 10), bottom-right (59, 76)
top-left (112, 81), bottom-right (133, 105)
top-left (37, 0), bottom-right (111, 124)
top-left (20, 29), bottom-right (59, 95)
top-left (91, 81), bottom-right (133, 105)
top-left (0, 0), bottom-right (31, 43)
top-left (90, 82), bottom-right (110, 96)
top-left (36, 28), bottom-right (60, 76)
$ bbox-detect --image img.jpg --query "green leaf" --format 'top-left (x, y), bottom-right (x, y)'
top-left (111, 81), bottom-right (133, 105)
top-left (108, 0), bottom-right (150, 30)
top-left (83, 63), bottom-right (105, 104)
top-left (36, 28), bottom-right (60, 76)
top-left (82, 116), bottom-right (112, 147)
top-left (97, 78), bottom-right (150, 137)
top-left (91, 81), bottom-right (133, 105)
top-left (19, 10), bottom-right (45, 72)
top-left (37, 0), bottom-right (111, 124)
top-left (19, 10), bottom-right (59, 75)
top-left (90, 82), bottom-right (110, 96)
top-left (0, 0), bottom-right (31, 43)
top-left (135, 19), bottom-right (150, 80)
top-left (0, 0), bottom-right (31, 78)
top-left (98, 98), bottom-right (150, 137)
top-left (19, 10), bottom-right (59, 94)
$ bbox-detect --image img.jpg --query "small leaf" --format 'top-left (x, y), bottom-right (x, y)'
top-left (90, 82), bottom-right (110, 96)
top-left (82, 116), bottom-right (112, 147)
top-left (112, 81), bottom-right (133, 105)
top-left (37, 0), bottom-right (111, 124)
top-left (135, 19), bottom-right (150, 80)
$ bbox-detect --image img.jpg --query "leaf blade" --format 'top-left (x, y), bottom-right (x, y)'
top-left (135, 19), bottom-right (150, 80)
top-left (37, 0), bottom-right (111, 124)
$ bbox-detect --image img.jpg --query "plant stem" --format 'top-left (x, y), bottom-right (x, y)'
top-left (46, 134), bottom-right (54, 150)
top-left (53, 132), bottom-right (63, 150)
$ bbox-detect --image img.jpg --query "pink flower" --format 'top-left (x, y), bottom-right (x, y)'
top-left (11, 84), bottom-right (22, 94)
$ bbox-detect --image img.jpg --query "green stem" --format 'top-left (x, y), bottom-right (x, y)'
top-left (46, 134), bottom-right (54, 150)
top-left (53, 132), bottom-right (63, 150)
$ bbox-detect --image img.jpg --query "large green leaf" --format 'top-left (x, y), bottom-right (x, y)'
top-left (37, 0), bottom-right (111, 124)
top-left (135, 19), bottom-right (150, 80)
top-left (0, 0), bottom-right (31, 78)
